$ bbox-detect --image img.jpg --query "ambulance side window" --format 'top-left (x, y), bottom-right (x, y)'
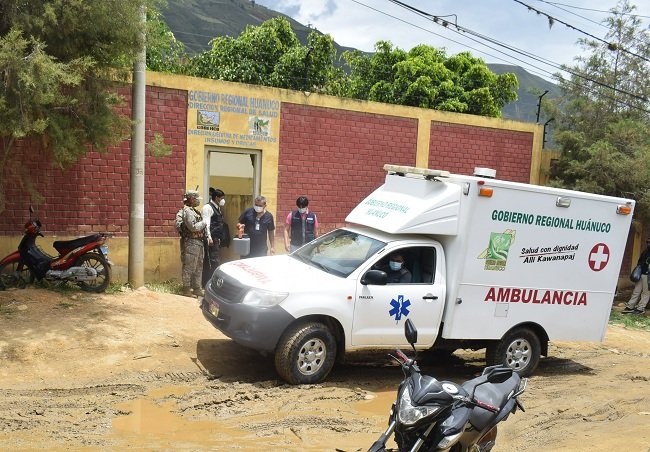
top-left (417, 247), bottom-right (436, 284)
top-left (371, 247), bottom-right (436, 284)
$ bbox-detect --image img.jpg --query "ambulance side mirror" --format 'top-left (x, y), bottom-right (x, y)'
top-left (361, 269), bottom-right (387, 286)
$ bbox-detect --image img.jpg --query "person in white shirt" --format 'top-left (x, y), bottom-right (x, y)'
top-left (202, 187), bottom-right (225, 286)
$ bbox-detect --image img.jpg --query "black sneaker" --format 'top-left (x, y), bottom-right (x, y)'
top-left (621, 307), bottom-right (635, 314)
top-left (631, 309), bottom-right (645, 315)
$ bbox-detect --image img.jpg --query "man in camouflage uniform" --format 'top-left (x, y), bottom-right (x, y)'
top-left (180, 190), bottom-right (207, 298)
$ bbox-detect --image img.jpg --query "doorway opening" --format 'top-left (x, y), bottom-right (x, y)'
top-left (205, 147), bottom-right (261, 262)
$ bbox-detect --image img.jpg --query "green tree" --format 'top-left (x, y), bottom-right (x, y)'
top-left (185, 17), bottom-right (337, 91)
top-left (327, 41), bottom-right (518, 117)
top-left (146, 8), bottom-right (187, 73)
top-left (548, 0), bottom-right (650, 218)
top-left (181, 18), bottom-right (516, 117)
top-left (0, 0), bottom-right (162, 211)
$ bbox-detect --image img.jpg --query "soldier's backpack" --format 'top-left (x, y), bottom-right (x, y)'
top-left (175, 207), bottom-right (185, 236)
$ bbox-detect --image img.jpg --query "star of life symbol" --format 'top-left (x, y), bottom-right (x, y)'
top-left (389, 295), bottom-right (411, 323)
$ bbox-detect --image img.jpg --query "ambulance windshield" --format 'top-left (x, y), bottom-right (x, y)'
top-left (292, 229), bottom-right (385, 277)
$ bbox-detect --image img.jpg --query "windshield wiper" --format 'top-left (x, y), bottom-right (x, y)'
top-left (293, 253), bottom-right (332, 274)
top-left (309, 259), bottom-right (331, 273)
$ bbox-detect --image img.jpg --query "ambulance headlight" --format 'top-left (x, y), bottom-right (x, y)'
top-left (397, 386), bottom-right (441, 426)
top-left (241, 288), bottom-right (289, 307)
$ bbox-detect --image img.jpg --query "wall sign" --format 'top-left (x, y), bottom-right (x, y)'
top-left (188, 90), bottom-right (280, 147)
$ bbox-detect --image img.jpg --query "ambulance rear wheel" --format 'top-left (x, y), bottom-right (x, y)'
top-left (486, 327), bottom-right (540, 377)
top-left (275, 322), bottom-right (337, 385)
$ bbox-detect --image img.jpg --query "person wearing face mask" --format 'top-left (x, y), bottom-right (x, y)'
top-left (623, 238), bottom-right (650, 315)
top-left (380, 252), bottom-right (412, 284)
top-left (284, 196), bottom-right (319, 253)
top-left (201, 187), bottom-right (226, 286)
top-left (236, 195), bottom-right (275, 258)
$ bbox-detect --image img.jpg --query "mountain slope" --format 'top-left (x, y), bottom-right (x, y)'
top-left (161, 0), bottom-right (560, 122)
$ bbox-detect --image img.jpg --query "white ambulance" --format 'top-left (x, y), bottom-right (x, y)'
top-left (201, 165), bottom-right (635, 384)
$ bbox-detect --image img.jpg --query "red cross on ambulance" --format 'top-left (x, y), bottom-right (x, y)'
top-left (588, 243), bottom-right (610, 272)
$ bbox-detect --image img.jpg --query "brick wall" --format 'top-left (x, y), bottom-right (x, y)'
top-left (429, 121), bottom-right (534, 182)
top-left (0, 86), bottom-right (187, 237)
top-left (277, 103), bottom-right (418, 233)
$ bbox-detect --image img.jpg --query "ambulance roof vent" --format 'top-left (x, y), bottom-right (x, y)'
top-left (384, 164), bottom-right (450, 179)
top-left (474, 167), bottom-right (497, 179)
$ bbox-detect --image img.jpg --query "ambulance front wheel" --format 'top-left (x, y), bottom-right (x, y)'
top-left (274, 322), bottom-right (337, 385)
top-left (486, 327), bottom-right (541, 377)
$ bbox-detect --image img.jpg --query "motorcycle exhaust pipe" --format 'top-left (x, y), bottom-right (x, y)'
top-left (45, 267), bottom-right (98, 282)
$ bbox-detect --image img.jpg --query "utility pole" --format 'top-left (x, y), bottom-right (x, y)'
top-left (128, 4), bottom-right (146, 288)
top-left (536, 90), bottom-right (549, 123)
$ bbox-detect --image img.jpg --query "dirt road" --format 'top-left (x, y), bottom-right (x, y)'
top-left (0, 287), bottom-right (649, 451)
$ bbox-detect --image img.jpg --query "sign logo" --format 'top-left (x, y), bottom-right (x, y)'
top-left (197, 110), bottom-right (220, 131)
top-left (249, 116), bottom-right (270, 136)
top-left (588, 243), bottom-right (610, 271)
top-left (215, 277), bottom-right (224, 288)
top-left (389, 295), bottom-right (411, 322)
top-left (479, 230), bottom-right (516, 271)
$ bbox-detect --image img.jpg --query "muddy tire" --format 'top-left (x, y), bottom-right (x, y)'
top-left (274, 322), bottom-right (337, 385)
top-left (75, 253), bottom-right (110, 293)
top-left (0, 261), bottom-right (34, 289)
top-left (486, 327), bottom-right (540, 377)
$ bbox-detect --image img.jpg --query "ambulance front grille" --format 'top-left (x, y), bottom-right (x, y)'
top-left (210, 271), bottom-right (247, 303)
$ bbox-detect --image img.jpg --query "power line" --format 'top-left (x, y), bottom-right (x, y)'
top-left (379, 0), bottom-right (649, 113)
top-left (543, 1), bottom-right (650, 19)
top-left (534, 0), bottom-right (609, 31)
top-left (385, 0), bottom-right (648, 104)
top-left (512, 0), bottom-right (650, 63)
top-left (346, 0), bottom-right (552, 77)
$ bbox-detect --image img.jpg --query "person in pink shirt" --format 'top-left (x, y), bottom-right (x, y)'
top-left (284, 196), bottom-right (318, 253)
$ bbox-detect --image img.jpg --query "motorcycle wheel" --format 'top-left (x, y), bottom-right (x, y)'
top-left (75, 252), bottom-right (110, 293)
top-left (0, 261), bottom-right (34, 289)
top-left (274, 322), bottom-right (337, 385)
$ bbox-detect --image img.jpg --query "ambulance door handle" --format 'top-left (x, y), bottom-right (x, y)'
top-left (422, 294), bottom-right (438, 301)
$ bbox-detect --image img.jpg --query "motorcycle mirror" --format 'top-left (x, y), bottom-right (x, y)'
top-left (29, 205), bottom-right (34, 216)
top-left (404, 319), bottom-right (418, 345)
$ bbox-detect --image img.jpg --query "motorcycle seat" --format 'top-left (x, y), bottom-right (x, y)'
top-left (462, 374), bottom-right (520, 431)
top-left (53, 233), bottom-right (103, 254)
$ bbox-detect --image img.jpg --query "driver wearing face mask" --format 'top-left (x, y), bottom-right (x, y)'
top-left (382, 252), bottom-right (412, 284)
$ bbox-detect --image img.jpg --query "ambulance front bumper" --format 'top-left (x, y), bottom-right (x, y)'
top-left (201, 285), bottom-right (294, 352)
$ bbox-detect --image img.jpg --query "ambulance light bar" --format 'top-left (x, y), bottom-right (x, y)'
top-left (383, 164), bottom-right (450, 179)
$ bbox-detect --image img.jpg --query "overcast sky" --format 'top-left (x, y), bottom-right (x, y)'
top-left (255, 0), bottom-right (650, 81)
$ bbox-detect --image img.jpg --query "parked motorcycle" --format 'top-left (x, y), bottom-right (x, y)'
top-left (369, 320), bottom-right (527, 452)
top-left (0, 207), bottom-right (111, 292)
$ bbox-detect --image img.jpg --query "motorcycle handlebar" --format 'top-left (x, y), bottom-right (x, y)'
top-left (455, 395), bottom-right (499, 413)
top-left (394, 349), bottom-right (409, 363)
top-left (474, 399), bottom-right (499, 413)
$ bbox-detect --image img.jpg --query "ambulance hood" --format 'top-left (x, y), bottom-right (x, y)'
top-left (219, 255), bottom-right (342, 291)
top-left (346, 173), bottom-right (461, 235)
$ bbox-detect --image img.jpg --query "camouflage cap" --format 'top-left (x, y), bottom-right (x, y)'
top-left (183, 190), bottom-right (202, 201)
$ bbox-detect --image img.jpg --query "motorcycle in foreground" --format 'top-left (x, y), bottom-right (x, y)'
top-left (369, 320), bottom-right (527, 452)
top-left (0, 207), bottom-right (111, 292)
